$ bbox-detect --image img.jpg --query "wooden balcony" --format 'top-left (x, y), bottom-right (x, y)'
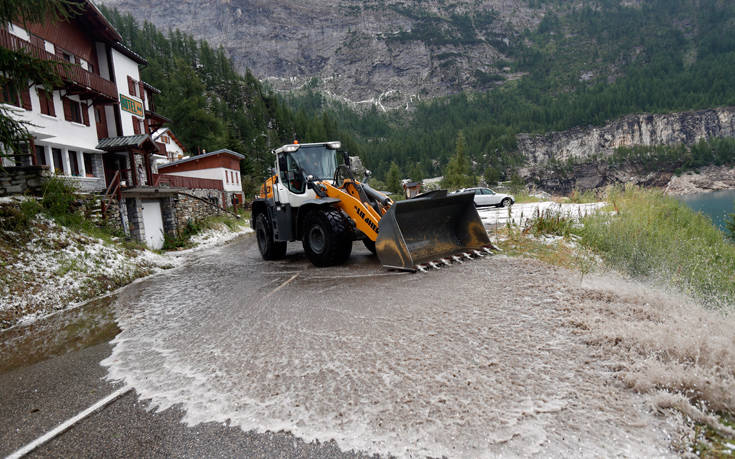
top-left (0, 29), bottom-right (118, 103)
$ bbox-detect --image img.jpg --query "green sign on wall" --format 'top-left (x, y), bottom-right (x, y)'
top-left (119, 94), bottom-right (144, 117)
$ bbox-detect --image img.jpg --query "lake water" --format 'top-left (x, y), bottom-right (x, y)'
top-left (677, 190), bottom-right (735, 234)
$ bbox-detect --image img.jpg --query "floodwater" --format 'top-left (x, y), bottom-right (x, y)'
top-left (0, 296), bottom-right (120, 373)
top-left (677, 189), bottom-right (735, 234)
top-left (101, 237), bottom-right (687, 457)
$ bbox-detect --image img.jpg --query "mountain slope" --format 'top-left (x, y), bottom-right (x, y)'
top-left (95, 0), bottom-right (547, 108)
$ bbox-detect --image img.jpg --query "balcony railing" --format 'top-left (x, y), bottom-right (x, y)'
top-left (0, 29), bottom-right (118, 102)
top-left (153, 173), bottom-right (224, 191)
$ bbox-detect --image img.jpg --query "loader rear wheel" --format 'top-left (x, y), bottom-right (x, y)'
top-left (302, 208), bottom-right (352, 267)
top-left (363, 239), bottom-right (377, 255)
top-left (255, 213), bottom-right (287, 260)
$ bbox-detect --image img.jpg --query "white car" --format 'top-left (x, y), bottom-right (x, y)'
top-left (458, 187), bottom-right (515, 208)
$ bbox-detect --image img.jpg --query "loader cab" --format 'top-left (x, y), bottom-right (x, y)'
top-left (273, 141), bottom-right (342, 204)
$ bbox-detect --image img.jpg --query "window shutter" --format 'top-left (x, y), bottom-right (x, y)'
top-left (47, 92), bottom-right (55, 117)
top-left (132, 118), bottom-right (140, 134)
top-left (127, 76), bottom-right (135, 96)
top-left (36, 89), bottom-right (46, 115)
top-left (62, 97), bottom-right (72, 121)
top-left (20, 87), bottom-right (31, 110)
top-left (138, 82), bottom-right (145, 103)
top-left (82, 104), bottom-right (89, 126)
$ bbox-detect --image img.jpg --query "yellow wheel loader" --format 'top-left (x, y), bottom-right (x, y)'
top-left (251, 141), bottom-right (494, 271)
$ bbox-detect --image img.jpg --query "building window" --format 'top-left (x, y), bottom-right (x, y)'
top-left (70, 101), bottom-right (82, 123)
top-left (94, 107), bottom-right (101, 123)
top-left (68, 150), bottom-right (80, 176)
top-left (37, 89), bottom-right (55, 116)
top-left (127, 76), bottom-right (138, 97)
top-left (132, 118), bottom-right (140, 134)
top-left (1, 85), bottom-right (21, 107)
top-left (83, 153), bottom-right (94, 177)
top-left (52, 148), bottom-right (63, 174)
top-left (163, 136), bottom-right (169, 144)
top-left (36, 145), bottom-right (47, 166)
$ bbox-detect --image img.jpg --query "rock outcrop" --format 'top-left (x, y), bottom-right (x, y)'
top-left (665, 166), bottom-right (735, 195)
top-left (517, 108), bottom-right (735, 194)
top-left (518, 107), bottom-right (735, 165)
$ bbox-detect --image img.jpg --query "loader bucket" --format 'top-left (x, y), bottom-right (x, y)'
top-left (375, 191), bottom-right (490, 270)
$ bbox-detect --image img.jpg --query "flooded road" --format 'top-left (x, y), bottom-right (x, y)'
top-left (95, 235), bottom-right (680, 457)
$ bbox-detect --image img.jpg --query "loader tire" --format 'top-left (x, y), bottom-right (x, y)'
top-left (302, 208), bottom-right (353, 267)
top-left (363, 239), bottom-right (377, 255)
top-left (255, 213), bottom-right (287, 260)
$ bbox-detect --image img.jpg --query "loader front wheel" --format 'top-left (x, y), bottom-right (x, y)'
top-left (302, 209), bottom-right (352, 267)
top-left (363, 239), bottom-right (377, 255)
top-left (255, 213), bottom-right (287, 260)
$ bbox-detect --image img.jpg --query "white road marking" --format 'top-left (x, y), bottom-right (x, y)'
top-left (265, 273), bottom-right (300, 298)
top-left (5, 387), bottom-right (132, 459)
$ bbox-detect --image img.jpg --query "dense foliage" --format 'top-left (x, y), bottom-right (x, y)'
top-left (100, 7), bottom-right (360, 184)
top-left (289, 0), bottom-right (735, 183)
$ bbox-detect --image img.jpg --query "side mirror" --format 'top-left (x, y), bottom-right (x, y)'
top-left (342, 151), bottom-right (350, 166)
top-left (365, 170), bottom-right (372, 177)
top-left (277, 155), bottom-right (287, 173)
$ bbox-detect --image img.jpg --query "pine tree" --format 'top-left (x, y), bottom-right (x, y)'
top-left (441, 131), bottom-right (473, 190)
top-left (385, 161), bottom-right (402, 194)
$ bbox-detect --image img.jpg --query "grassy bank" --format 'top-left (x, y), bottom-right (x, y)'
top-left (580, 187), bottom-right (735, 309)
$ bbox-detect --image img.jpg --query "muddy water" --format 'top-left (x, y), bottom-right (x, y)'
top-left (0, 296), bottom-right (120, 373)
top-left (102, 238), bottom-right (681, 457)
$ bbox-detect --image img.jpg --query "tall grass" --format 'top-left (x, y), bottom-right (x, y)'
top-left (579, 187), bottom-right (735, 309)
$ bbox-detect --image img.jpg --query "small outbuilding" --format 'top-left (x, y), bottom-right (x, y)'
top-left (403, 181), bottom-right (422, 199)
top-left (156, 148), bottom-right (244, 207)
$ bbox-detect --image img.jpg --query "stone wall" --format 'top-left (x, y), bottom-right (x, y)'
top-left (173, 191), bottom-right (230, 232)
top-left (0, 166), bottom-right (51, 196)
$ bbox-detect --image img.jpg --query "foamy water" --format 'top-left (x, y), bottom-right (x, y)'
top-left (103, 240), bottom-right (683, 457)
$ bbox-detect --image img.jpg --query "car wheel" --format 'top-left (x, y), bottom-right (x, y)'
top-left (255, 213), bottom-right (287, 260)
top-left (302, 208), bottom-right (353, 267)
top-left (501, 198), bottom-right (512, 207)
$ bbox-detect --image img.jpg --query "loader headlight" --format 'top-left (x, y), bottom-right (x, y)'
top-left (281, 144), bottom-right (300, 153)
top-left (326, 141), bottom-right (341, 150)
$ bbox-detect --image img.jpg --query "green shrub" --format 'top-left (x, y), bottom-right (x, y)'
top-left (579, 187), bottom-right (735, 309)
top-left (0, 198), bottom-right (41, 233)
top-left (527, 208), bottom-right (575, 238)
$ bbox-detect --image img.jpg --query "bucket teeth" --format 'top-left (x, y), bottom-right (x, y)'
top-left (429, 261), bottom-right (441, 270)
top-left (463, 252), bottom-right (473, 260)
top-left (473, 250), bottom-right (485, 257)
top-left (483, 247), bottom-right (494, 254)
top-left (440, 258), bottom-right (451, 266)
top-left (417, 265), bottom-right (428, 273)
top-left (452, 256), bottom-right (463, 264)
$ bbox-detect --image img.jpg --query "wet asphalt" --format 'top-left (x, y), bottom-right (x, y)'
top-left (0, 235), bottom-right (379, 458)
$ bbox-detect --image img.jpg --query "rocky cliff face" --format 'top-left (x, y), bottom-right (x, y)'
top-left (518, 108), bottom-right (735, 193)
top-left (517, 107), bottom-right (735, 166)
top-left (96, 0), bottom-right (545, 109)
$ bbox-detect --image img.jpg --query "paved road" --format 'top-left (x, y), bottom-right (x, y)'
top-left (0, 234), bottom-right (679, 457)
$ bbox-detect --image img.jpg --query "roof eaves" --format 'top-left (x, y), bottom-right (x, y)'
top-left (111, 41), bottom-right (148, 66)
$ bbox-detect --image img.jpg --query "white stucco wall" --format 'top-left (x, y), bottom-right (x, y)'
top-left (2, 85), bottom-right (99, 153)
top-left (111, 48), bottom-right (143, 137)
top-left (162, 168), bottom-right (243, 192)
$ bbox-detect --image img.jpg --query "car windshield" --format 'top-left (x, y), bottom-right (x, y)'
top-left (291, 145), bottom-right (338, 180)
